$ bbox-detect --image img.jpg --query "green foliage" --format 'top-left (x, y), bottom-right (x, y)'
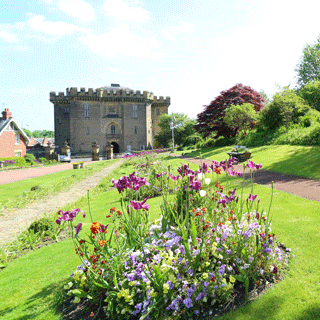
top-left (30, 185), bottom-right (41, 191)
top-left (24, 153), bottom-right (36, 164)
top-left (258, 87), bottom-right (310, 132)
top-left (28, 217), bottom-right (55, 234)
top-left (181, 133), bottom-right (203, 147)
top-left (39, 157), bottom-right (49, 164)
top-left (23, 129), bottom-right (54, 138)
top-left (224, 103), bottom-right (258, 137)
top-left (298, 80), bottom-right (320, 111)
top-left (298, 109), bottom-right (320, 127)
top-left (0, 156), bottom-right (26, 167)
top-left (154, 112), bottom-right (196, 147)
top-left (272, 123), bottom-right (320, 146)
top-left (295, 35), bottom-right (320, 88)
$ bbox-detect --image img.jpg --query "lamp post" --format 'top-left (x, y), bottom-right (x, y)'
top-left (171, 113), bottom-right (175, 153)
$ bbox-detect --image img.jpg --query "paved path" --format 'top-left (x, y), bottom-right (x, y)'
top-left (175, 156), bottom-right (320, 202)
top-left (0, 160), bottom-right (123, 246)
top-left (0, 161), bottom-right (96, 185)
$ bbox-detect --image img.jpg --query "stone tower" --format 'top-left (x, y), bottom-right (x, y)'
top-left (50, 84), bottom-right (170, 155)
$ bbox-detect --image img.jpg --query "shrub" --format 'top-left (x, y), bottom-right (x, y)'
top-left (28, 217), bottom-right (55, 234)
top-left (30, 185), bottom-right (41, 191)
top-left (182, 134), bottom-right (203, 148)
top-left (0, 156), bottom-right (26, 167)
top-left (24, 153), bottom-right (36, 163)
top-left (39, 157), bottom-right (48, 164)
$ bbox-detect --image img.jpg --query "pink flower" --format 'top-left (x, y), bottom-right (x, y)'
top-left (247, 160), bottom-right (262, 170)
top-left (129, 198), bottom-right (150, 211)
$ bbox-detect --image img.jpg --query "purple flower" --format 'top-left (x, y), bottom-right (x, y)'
top-left (186, 287), bottom-right (194, 297)
top-left (247, 160), bottom-right (262, 170)
top-left (187, 268), bottom-right (194, 276)
top-left (247, 194), bottom-right (258, 202)
top-left (129, 198), bottom-right (150, 211)
top-left (74, 223), bottom-right (82, 238)
top-left (183, 297), bottom-right (193, 308)
top-left (56, 208), bottom-right (85, 225)
top-left (169, 173), bottom-right (180, 181)
top-left (218, 264), bottom-right (226, 276)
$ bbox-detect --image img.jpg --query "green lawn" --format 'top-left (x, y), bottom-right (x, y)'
top-left (0, 159), bottom-right (119, 211)
top-left (178, 145), bottom-right (320, 179)
top-left (0, 156), bottom-right (320, 319)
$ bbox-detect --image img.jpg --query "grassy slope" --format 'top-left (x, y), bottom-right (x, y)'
top-left (0, 157), bottom-right (320, 319)
top-left (179, 145), bottom-right (320, 179)
top-left (0, 159), bottom-right (118, 210)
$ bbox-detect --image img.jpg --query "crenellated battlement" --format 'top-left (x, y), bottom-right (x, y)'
top-left (153, 96), bottom-right (171, 105)
top-left (50, 87), bottom-right (161, 102)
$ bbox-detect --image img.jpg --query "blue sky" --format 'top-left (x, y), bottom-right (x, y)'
top-left (1, 0), bottom-right (320, 131)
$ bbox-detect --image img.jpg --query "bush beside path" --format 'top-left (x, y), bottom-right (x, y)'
top-left (0, 159), bottom-right (123, 246)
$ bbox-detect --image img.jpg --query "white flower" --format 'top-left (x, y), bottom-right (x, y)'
top-left (204, 178), bottom-right (211, 185)
top-left (200, 190), bottom-right (207, 197)
top-left (198, 173), bottom-right (204, 180)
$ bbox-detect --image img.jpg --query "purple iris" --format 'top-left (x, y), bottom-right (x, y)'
top-left (74, 223), bottom-right (82, 238)
top-left (129, 198), bottom-right (150, 211)
top-left (56, 208), bottom-right (85, 225)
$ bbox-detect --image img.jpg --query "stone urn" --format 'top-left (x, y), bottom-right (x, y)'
top-left (92, 142), bottom-right (100, 161)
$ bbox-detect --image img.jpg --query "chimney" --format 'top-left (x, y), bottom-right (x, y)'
top-left (2, 108), bottom-right (12, 120)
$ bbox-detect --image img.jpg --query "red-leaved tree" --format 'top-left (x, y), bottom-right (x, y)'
top-left (194, 83), bottom-right (265, 138)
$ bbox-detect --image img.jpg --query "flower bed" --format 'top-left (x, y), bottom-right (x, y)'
top-left (57, 157), bottom-right (292, 319)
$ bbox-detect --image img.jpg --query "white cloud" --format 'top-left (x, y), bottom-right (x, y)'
top-left (27, 14), bottom-right (88, 37)
top-left (102, 0), bottom-right (150, 23)
top-left (162, 21), bottom-right (194, 41)
top-left (57, 0), bottom-right (95, 22)
top-left (80, 25), bottom-right (165, 59)
top-left (110, 67), bottom-right (120, 72)
top-left (0, 30), bottom-right (20, 43)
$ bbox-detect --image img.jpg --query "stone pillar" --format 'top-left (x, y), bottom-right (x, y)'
top-left (61, 141), bottom-right (71, 156)
top-left (92, 142), bottom-right (100, 161)
top-left (44, 141), bottom-right (55, 160)
top-left (106, 142), bottom-right (114, 160)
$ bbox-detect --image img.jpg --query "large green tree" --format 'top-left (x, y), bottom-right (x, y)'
top-left (224, 103), bottom-right (258, 137)
top-left (298, 80), bottom-right (320, 111)
top-left (259, 87), bottom-right (310, 132)
top-left (154, 113), bottom-right (196, 148)
top-left (295, 35), bottom-right (320, 88)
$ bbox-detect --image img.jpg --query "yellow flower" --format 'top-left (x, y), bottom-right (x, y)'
top-left (163, 283), bottom-right (169, 294)
top-left (169, 274), bottom-right (176, 283)
top-left (202, 273), bottom-right (208, 279)
top-left (129, 281), bottom-right (135, 286)
top-left (205, 261), bottom-right (210, 267)
top-left (229, 275), bottom-right (236, 283)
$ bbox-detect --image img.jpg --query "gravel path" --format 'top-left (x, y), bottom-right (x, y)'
top-left (0, 160), bottom-right (123, 246)
top-left (0, 161), bottom-right (96, 185)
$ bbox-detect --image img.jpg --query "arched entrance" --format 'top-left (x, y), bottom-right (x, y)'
top-left (111, 142), bottom-right (119, 153)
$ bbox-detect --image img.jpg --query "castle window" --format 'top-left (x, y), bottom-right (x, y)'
top-left (86, 127), bottom-right (90, 135)
top-left (64, 106), bottom-right (70, 116)
top-left (111, 125), bottom-right (116, 135)
top-left (84, 104), bottom-right (90, 118)
top-left (156, 108), bottom-right (160, 115)
top-left (109, 106), bottom-right (115, 113)
top-left (134, 126), bottom-right (137, 134)
top-left (15, 133), bottom-right (20, 145)
top-left (132, 105), bottom-right (138, 119)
